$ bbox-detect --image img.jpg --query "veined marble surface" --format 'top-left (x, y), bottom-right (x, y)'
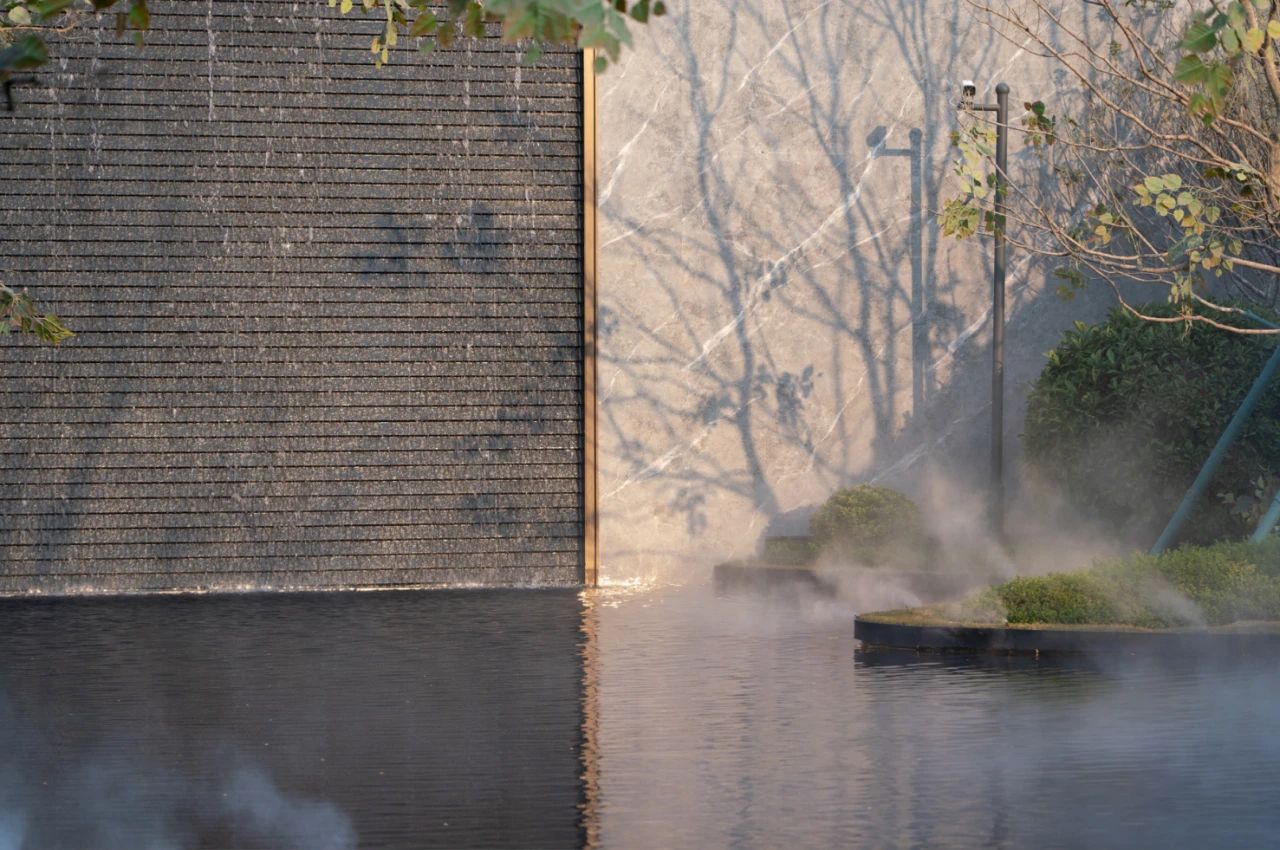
top-left (594, 0), bottom-right (1116, 582)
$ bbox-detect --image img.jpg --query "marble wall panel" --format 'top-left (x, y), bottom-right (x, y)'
top-left (595, 0), bottom-right (1121, 582)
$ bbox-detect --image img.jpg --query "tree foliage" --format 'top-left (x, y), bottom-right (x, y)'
top-left (948, 0), bottom-right (1280, 334)
top-left (1023, 303), bottom-right (1280, 546)
top-left (1, 0), bottom-right (663, 75)
top-left (325, 0), bottom-right (664, 71)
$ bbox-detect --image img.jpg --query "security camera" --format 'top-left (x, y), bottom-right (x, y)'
top-left (958, 79), bottom-right (977, 109)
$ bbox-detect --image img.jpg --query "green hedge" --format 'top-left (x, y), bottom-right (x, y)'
top-left (809, 485), bottom-right (929, 568)
top-left (1023, 303), bottom-right (1280, 546)
top-left (974, 538), bottom-right (1280, 627)
top-left (760, 536), bottom-right (819, 566)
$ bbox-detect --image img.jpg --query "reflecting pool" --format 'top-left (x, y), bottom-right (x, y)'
top-left (0, 584), bottom-right (1276, 848)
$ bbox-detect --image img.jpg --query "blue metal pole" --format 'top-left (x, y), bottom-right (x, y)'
top-left (1252, 493), bottom-right (1280, 541)
top-left (1244, 310), bottom-right (1278, 331)
top-left (1151, 337), bottom-right (1280, 553)
top-left (1240, 310), bottom-right (1280, 542)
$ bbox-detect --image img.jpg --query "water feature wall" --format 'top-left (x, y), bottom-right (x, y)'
top-left (0, 2), bottom-right (585, 593)
top-left (593, 0), bottom-right (1124, 582)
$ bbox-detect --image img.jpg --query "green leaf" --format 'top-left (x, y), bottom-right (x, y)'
top-left (1221, 27), bottom-right (1239, 54)
top-left (1243, 26), bottom-right (1265, 53)
top-left (1269, 20), bottom-right (1280, 41)
top-left (408, 11), bottom-right (436, 35)
top-left (8, 5), bottom-right (32, 26)
top-left (126, 0), bottom-right (149, 32)
top-left (0, 34), bottom-right (48, 73)
top-left (1182, 19), bottom-right (1219, 53)
top-left (463, 2), bottom-right (485, 37)
top-left (1144, 175), bottom-right (1166, 193)
top-left (1174, 54), bottom-right (1209, 84)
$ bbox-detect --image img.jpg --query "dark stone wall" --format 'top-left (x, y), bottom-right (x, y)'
top-left (0, 2), bottom-right (585, 593)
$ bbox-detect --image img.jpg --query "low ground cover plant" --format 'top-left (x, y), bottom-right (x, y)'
top-left (966, 538), bottom-right (1280, 627)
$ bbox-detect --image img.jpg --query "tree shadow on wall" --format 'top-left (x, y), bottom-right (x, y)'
top-left (596, 0), bottom-right (1078, 550)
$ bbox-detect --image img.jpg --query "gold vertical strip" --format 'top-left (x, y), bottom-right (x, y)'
top-left (582, 49), bottom-right (599, 588)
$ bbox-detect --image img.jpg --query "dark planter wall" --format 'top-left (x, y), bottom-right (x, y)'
top-left (0, 2), bottom-right (585, 593)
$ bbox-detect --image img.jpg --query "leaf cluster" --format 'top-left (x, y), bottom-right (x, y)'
top-left (1021, 99), bottom-right (1056, 148)
top-left (0, 282), bottom-right (73, 344)
top-left (1175, 1), bottom-right (1280, 121)
top-left (2, 0), bottom-right (149, 77)
top-left (942, 122), bottom-right (1001, 239)
top-left (327, 0), bottom-right (665, 70)
top-left (2, 0), bottom-right (663, 77)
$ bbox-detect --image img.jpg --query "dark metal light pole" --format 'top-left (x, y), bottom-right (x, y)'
top-left (959, 81), bottom-right (1010, 539)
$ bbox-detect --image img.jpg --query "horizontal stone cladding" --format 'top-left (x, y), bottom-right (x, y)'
top-left (0, 1), bottom-right (584, 593)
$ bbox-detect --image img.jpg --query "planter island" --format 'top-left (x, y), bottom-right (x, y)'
top-left (856, 538), bottom-right (1280, 655)
top-left (854, 608), bottom-right (1280, 655)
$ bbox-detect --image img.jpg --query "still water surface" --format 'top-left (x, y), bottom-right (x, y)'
top-left (592, 585), bottom-right (1280, 850)
top-left (0, 584), bottom-right (1276, 849)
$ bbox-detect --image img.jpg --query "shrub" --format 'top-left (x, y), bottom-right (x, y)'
top-left (760, 536), bottom-right (819, 566)
top-left (983, 537), bottom-right (1280, 627)
top-left (995, 573), bottom-right (1119, 625)
top-left (809, 485), bottom-right (928, 567)
top-left (1023, 303), bottom-right (1280, 546)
